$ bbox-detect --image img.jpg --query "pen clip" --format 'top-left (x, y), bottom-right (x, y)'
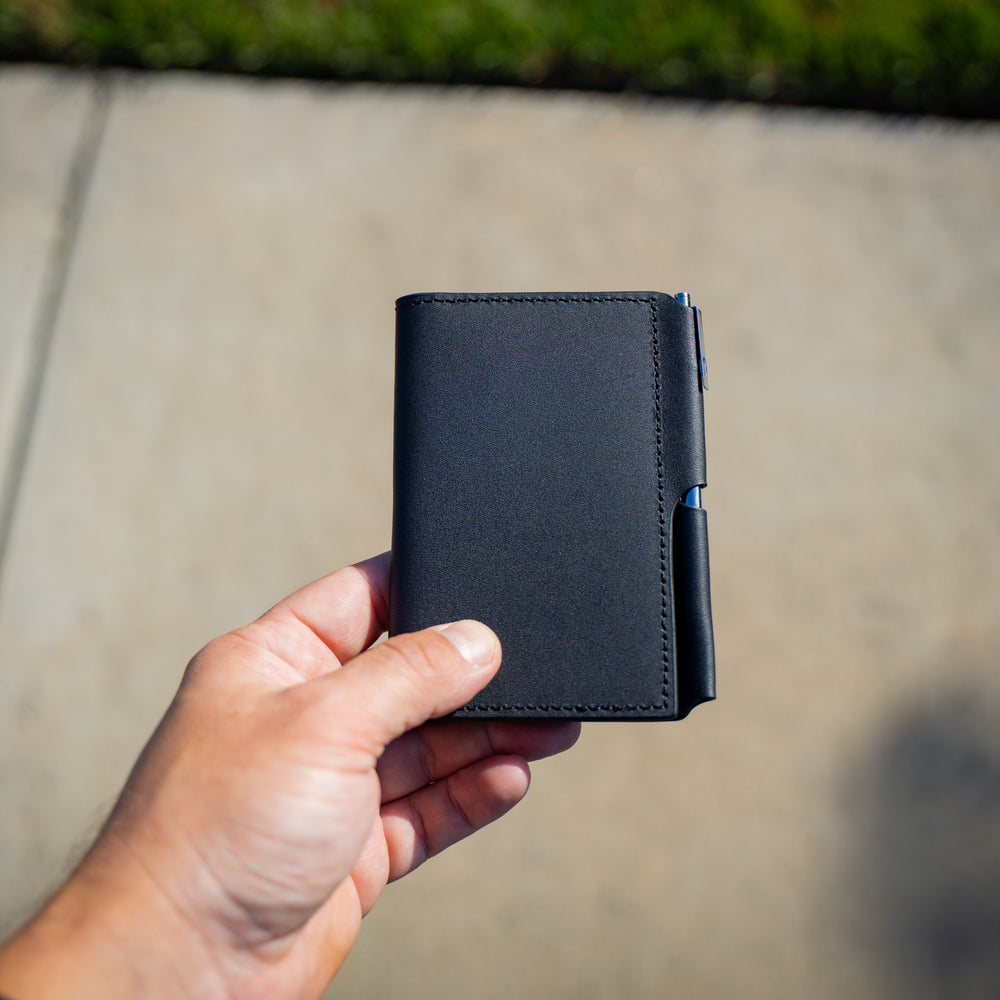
top-left (675, 293), bottom-right (709, 392)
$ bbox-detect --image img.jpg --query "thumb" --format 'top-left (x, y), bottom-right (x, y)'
top-left (317, 620), bottom-right (501, 753)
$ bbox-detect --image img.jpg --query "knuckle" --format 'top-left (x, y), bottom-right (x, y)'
top-left (415, 730), bottom-right (441, 784)
top-left (444, 779), bottom-right (476, 837)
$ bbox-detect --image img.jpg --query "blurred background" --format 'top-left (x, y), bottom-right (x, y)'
top-left (2, 0), bottom-right (1000, 117)
top-left (2, 3), bottom-right (999, 998)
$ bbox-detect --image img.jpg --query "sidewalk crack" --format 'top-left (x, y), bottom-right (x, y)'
top-left (0, 71), bottom-right (112, 596)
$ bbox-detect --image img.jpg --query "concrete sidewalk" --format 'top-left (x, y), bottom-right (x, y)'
top-left (2, 65), bottom-right (1000, 998)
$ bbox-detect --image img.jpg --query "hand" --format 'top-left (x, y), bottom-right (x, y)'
top-left (0, 554), bottom-right (580, 1000)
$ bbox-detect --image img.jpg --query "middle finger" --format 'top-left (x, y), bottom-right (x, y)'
top-left (377, 720), bottom-right (581, 802)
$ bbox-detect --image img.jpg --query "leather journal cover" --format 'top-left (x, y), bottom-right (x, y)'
top-left (389, 292), bottom-right (715, 720)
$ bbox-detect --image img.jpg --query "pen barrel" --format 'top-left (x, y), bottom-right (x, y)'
top-left (672, 500), bottom-right (717, 718)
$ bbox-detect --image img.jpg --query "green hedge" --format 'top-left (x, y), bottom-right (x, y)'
top-left (2, 0), bottom-right (998, 117)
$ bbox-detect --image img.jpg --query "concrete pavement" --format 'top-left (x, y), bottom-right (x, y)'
top-left (2, 64), bottom-right (1000, 998)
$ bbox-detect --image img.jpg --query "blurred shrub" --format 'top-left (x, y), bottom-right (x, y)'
top-left (1, 0), bottom-right (998, 117)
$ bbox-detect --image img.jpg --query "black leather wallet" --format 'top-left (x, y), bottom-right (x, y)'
top-left (389, 292), bottom-right (715, 720)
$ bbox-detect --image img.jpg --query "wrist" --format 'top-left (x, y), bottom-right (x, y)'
top-left (0, 844), bottom-right (226, 1000)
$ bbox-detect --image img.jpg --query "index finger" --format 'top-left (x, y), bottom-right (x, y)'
top-left (255, 551), bottom-right (391, 666)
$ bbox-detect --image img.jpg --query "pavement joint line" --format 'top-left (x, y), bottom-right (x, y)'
top-left (0, 72), bottom-right (112, 596)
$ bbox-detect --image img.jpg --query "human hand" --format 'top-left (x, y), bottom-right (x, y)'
top-left (0, 553), bottom-right (580, 1000)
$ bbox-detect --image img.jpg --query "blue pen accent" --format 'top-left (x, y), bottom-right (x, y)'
top-left (674, 292), bottom-right (708, 391)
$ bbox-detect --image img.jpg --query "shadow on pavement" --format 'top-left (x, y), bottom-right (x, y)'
top-left (851, 676), bottom-right (1000, 999)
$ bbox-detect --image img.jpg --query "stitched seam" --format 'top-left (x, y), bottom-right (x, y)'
top-left (459, 703), bottom-right (662, 713)
top-left (408, 293), bottom-right (670, 714)
top-left (402, 294), bottom-right (651, 306)
top-left (649, 297), bottom-right (672, 710)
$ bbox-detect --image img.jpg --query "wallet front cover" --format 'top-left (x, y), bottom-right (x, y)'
top-left (389, 292), bottom-right (715, 720)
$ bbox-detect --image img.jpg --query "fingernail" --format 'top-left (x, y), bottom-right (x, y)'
top-left (439, 620), bottom-right (496, 669)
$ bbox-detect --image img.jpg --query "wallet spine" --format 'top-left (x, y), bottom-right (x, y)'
top-left (653, 293), bottom-right (715, 718)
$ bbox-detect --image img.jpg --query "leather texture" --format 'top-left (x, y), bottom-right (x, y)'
top-left (389, 292), bottom-right (715, 720)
